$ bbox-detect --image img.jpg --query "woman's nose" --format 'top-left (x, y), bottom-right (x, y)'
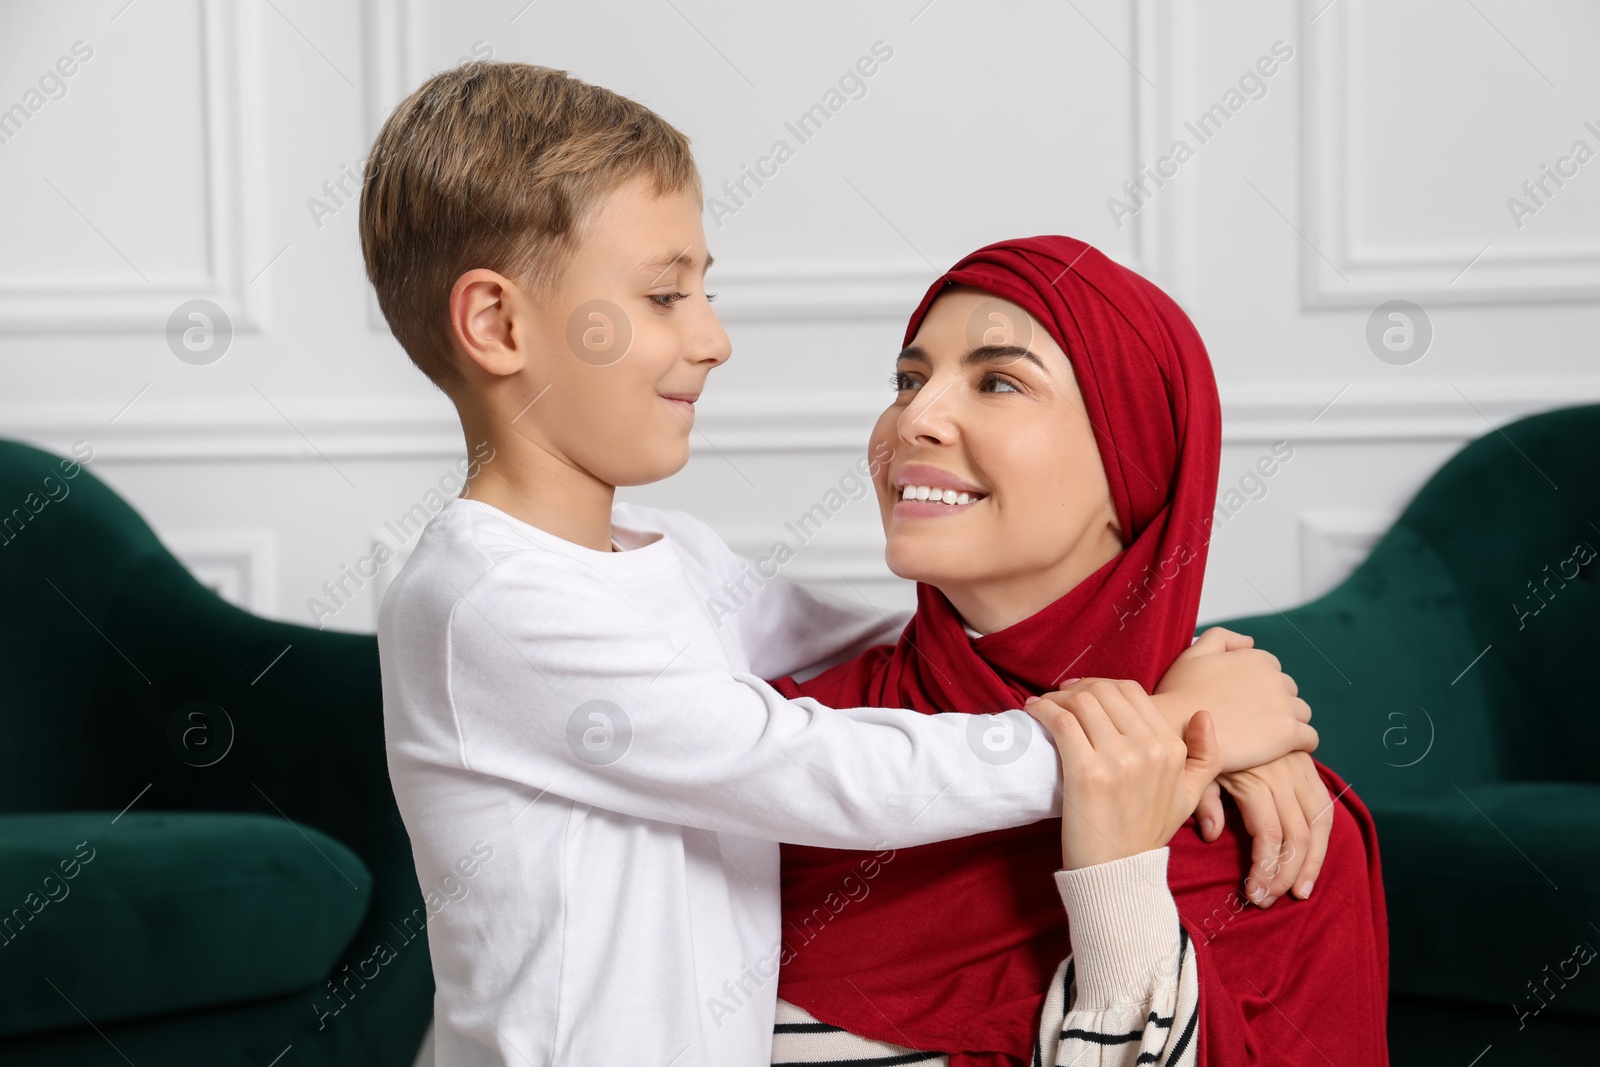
top-left (898, 380), bottom-right (957, 445)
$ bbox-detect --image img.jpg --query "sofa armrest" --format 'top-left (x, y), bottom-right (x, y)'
top-left (1375, 781), bottom-right (1600, 1019)
top-left (0, 811), bottom-right (372, 1040)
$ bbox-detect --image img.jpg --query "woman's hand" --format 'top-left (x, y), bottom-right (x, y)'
top-left (1151, 626), bottom-right (1318, 773)
top-left (1193, 750), bottom-right (1333, 906)
top-left (1025, 679), bottom-right (1223, 871)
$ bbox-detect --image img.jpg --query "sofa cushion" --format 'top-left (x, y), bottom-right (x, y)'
top-left (1375, 782), bottom-right (1600, 1021)
top-left (0, 810), bottom-right (373, 1039)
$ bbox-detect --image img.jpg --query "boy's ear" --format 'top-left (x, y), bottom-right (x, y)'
top-left (450, 268), bottom-right (531, 378)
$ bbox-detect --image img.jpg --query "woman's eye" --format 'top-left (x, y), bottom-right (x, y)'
top-left (890, 371), bottom-right (922, 392)
top-left (649, 292), bottom-right (690, 308)
top-left (980, 374), bottom-right (1021, 394)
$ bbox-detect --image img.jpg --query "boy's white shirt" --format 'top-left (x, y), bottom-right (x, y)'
top-left (377, 496), bottom-right (1064, 1067)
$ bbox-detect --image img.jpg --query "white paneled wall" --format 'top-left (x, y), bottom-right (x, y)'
top-left (2, 0), bottom-right (1597, 636)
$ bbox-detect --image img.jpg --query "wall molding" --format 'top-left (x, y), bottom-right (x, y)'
top-left (5, 377), bottom-right (1597, 463)
top-left (163, 527), bottom-right (279, 615)
top-left (1299, 0), bottom-right (1600, 306)
top-left (707, 1), bottom-right (1164, 320)
top-left (353, 0), bottom-right (1157, 326)
top-left (0, 0), bottom-right (270, 333)
top-left (1297, 510), bottom-right (1389, 601)
top-left (360, 0), bottom-right (423, 334)
top-left (1130, 0), bottom-right (1188, 302)
top-left (690, 263), bottom-right (940, 322)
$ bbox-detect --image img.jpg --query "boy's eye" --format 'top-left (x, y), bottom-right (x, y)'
top-left (649, 292), bottom-right (690, 308)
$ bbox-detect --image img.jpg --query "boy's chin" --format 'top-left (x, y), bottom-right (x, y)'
top-left (610, 448), bottom-right (690, 488)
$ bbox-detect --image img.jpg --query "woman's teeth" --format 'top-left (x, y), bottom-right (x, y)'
top-left (900, 484), bottom-right (982, 505)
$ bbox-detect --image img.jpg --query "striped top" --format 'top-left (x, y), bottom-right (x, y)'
top-left (772, 845), bottom-right (1198, 1066)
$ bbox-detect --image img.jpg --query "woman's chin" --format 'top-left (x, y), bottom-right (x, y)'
top-left (884, 543), bottom-right (964, 587)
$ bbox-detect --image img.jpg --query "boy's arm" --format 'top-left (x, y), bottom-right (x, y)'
top-left (732, 566), bottom-right (914, 681)
top-left (430, 554), bottom-right (1059, 850)
top-left (649, 505), bottom-right (912, 679)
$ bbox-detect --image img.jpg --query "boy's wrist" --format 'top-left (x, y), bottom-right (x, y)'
top-left (1149, 689), bottom-right (1194, 737)
top-left (1153, 689), bottom-right (1246, 771)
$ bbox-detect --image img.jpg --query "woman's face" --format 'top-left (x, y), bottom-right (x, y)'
top-left (869, 285), bottom-right (1125, 633)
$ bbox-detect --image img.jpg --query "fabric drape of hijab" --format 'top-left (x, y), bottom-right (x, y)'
top-left (771, 236), bottom-right (1388, 1066)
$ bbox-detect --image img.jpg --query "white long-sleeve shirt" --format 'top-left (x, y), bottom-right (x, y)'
top-left (377, 496), bottom-right (1065, 1066)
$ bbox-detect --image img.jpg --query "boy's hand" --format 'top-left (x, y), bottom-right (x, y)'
top-left (1151, 626), bottom-right (1318, 773)
top-left (1024, 679), bottom-right (1222, 871)
top-left (1193, 750), bottom-right (1333, 907)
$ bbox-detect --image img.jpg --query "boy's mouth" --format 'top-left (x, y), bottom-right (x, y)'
top-left (660, 392), bottom-right (698, 418)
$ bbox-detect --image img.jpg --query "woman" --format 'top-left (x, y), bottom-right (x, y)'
top-left (767, 237), bottom-right (1389, 1065)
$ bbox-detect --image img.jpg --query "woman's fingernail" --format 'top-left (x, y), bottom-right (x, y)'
top-left (1060, 677), bottom-right (1082, 685)
top-left (1298, 880), bottom-right (1314, 898)
top-left (1200, 817), bottom-right (1215, 837)
top-left (1024, 695), bottom-right (1040, 706)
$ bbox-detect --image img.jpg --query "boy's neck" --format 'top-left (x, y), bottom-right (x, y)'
top-left (459, 428), bottom-right (618, 553)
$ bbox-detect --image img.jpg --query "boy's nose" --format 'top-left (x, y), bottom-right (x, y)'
top-left (692, 304), bottom-right (732, 366)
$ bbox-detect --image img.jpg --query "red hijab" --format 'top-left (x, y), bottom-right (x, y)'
top-left (772, 236), bottom-right (1389, 1065)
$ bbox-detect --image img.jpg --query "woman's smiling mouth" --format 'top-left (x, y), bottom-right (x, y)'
top-left (894, 487), bottom-right (986, 517)
top-left (892, 463), bottom-right (989, 517)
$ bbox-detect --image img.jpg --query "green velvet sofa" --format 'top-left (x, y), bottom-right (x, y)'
top-left (1209, 402), bottom-right (1600, 1063)
top-left (0, 439), bottom-right (432, 1065)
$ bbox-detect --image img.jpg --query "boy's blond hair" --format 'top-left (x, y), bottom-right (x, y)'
top-left (359, 61), bottom-right (701, 392)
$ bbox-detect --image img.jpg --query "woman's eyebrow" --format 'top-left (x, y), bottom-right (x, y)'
top-left (896, 344), bottom-right (1045, 371)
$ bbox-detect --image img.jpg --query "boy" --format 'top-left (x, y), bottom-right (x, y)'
top-left (362, 62), bottom-right (1313, 1065)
